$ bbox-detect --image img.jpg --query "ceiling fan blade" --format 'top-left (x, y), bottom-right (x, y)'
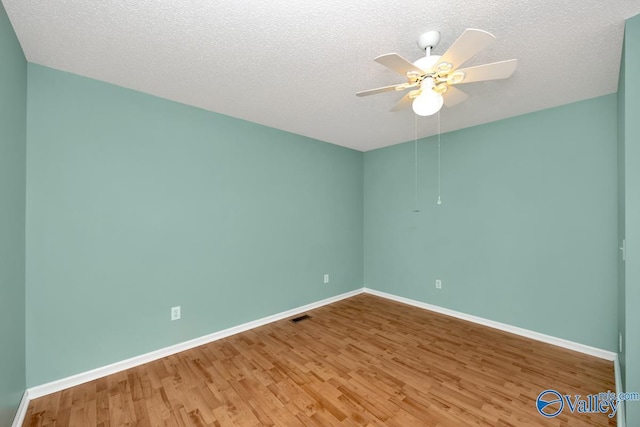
top-left (374, 53), bottom-right (424, 75)
top-left (443, 86), bottom-right (469, 107)
top-left (356, 82), bottom-right (415, 97)
top-left (436, 29), bottom-right (495, 70)
top-left (453, 59), bottom-right (518, 84)
top-left (390, 92), bottom-right (414, 112)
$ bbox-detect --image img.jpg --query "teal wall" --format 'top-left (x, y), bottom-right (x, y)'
top-left (622, 13), bottom-right (640, 426)
top-left (0, 2), bottom-right (26, 425)
top-left (25, 64), bottom-right (364, 386)
top-left (364, 95), bottom-right (618, 351)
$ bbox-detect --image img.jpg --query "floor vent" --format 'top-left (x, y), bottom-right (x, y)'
top-left (291, 314), bottom-right (311, 323)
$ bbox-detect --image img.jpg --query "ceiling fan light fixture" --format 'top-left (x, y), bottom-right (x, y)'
top-left (412, 78), bottom-right (443, 116)
top-left (447, 71), bottom-right (465, 84)
top-left (435, 62), bottom-right (453, 75)
top-left (434, 83), bottom-right (448, 95)
top-left (412, 90), bottom-right (443, 116)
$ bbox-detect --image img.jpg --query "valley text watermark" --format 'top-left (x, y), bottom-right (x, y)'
top-left (536, 389), bottom-right (639, 418)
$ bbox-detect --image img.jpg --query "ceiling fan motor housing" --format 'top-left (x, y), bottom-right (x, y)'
top-left (413, 55), bottom-right (442, 73)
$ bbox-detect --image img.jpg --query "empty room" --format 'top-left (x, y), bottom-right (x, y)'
top-left (1, 0), bottom-right (640, 426)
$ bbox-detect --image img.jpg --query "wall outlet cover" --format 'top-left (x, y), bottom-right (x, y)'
top-left (171, 306), bottom-right (181, 321)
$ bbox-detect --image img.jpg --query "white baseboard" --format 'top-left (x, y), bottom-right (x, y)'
top-left (27, 288), bottom-right (363, 399)
top-left (362, 288), bottom-right (617, 361)
top-left (24, 285), bottom-right (618, 409)
top-left (615, 355), bottom-right (626, 427)
top-left (11, 390), bottom-right (30, 427)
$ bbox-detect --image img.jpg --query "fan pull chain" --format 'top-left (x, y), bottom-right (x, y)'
top-left (437, 111), bottom-right (442, 205)
top-left (413, 114), bottom-right (420, 212)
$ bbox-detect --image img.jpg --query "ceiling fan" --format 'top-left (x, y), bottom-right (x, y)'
top-left (356, 29), bottom-right (517, 116)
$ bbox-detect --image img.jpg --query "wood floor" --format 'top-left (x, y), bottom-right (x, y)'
top-left (23, 294), bottom-right (616, 426)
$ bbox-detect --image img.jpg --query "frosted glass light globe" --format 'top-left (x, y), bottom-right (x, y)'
top-left (412, 88), bottom-right (443, 116)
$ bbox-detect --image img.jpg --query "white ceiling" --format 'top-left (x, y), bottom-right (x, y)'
top-left (3, 0), bottom-right (640, 151)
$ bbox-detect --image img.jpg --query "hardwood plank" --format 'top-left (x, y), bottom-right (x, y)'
top-left (22, 294), bottom-right (616, 426)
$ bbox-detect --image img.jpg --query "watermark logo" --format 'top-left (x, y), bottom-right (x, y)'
top-left (536, 390), bottom-right (564, 418)
top-left (536, 390), bottom-right (639, 419)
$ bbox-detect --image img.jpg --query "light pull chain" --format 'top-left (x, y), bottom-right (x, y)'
top-left (437, 111), bottom-right (442, 205)
top-left (413, 113), bottom-right (420, 212)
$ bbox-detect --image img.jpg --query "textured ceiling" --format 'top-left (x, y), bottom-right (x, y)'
top-left (3, 0), bottom-right (640, 151)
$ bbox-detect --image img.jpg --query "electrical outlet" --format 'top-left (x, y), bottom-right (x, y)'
top-left (171, 306), bottom-right (181, 321)
top-left (324, 274), bottom-right (329, 284)
top-left (435, 279), bottom-right (442, 289)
